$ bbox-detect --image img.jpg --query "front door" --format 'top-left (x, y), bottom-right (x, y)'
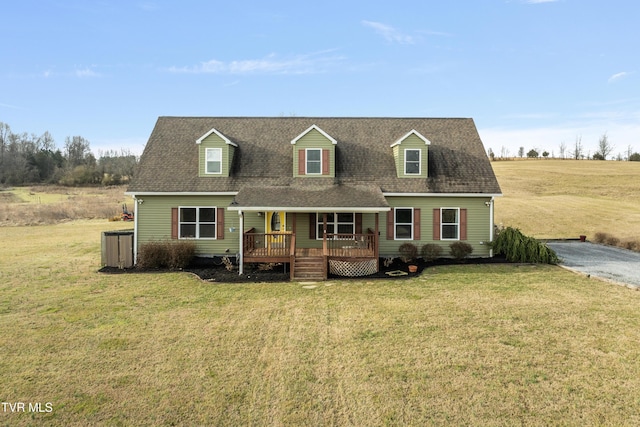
top-left (266, 212), bottom-right (286, 252)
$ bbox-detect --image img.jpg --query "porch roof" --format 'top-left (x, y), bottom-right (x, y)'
top-left (228, 184), bottom-right (390, 212)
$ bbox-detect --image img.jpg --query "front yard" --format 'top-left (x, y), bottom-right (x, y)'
top-left (1, 220), bottom-right (640, 425)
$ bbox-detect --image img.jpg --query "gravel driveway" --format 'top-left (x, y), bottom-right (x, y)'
top-left (547, 241), bottom-right (640, 288)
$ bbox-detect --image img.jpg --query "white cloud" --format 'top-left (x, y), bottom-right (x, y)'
top-left (0, 101), bottom-right (25, 110)
top-left (362, 20), bottom-right (415, 44)
top-left (168, 51), bottom-right (344, 75)
top-left (608, 71), bottom-right (632, 84)
top-left (75, 67), bottom-right (100, 78)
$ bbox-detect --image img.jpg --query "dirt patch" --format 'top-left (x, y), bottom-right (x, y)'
top-left (100, 255), bottom-right (508, 283)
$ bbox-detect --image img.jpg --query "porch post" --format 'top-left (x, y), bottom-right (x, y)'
top-left (322, 213), bottom-right (328, 255)
top-left (238, 210), bottom-right (244, 275)
top-left (375, 212), bottom-right (379, 271)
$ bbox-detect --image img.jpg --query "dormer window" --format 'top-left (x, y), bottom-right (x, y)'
top-left (391, 129), bottom-right (430, 178)
top-left (292, 124), bottom-right (336, 178)
top-left (405, 149), bottom-right (421, 175)
top-left (206, 148), bottom-right (222, 174)
top-left (306, 149), bottom-right (322, 174)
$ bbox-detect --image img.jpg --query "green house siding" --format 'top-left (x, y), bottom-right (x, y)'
top-left (293, 129), bottom-right (336, 177)
top-left (198, 134), bottom-right (235, 177)
top-left (392, 135), bottom-right (428, 178)
top-left (136, 195), bottom-right (239, 256)
top-left (379, 196), bottom-right (492, 257)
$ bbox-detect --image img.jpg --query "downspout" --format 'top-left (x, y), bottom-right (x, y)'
top-left (238, 210), bottom-right (244, 275)
top-left (133, 195), bottom-right (139, 265)
top-left (489, 197), bottom-right (495, 257)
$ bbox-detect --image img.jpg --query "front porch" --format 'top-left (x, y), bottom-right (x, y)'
top-left (242, 231), bottom-right (379, 280)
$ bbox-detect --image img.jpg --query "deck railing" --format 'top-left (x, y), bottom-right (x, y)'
top-left (243, 231), bottom-right (378, 261)
top-left (324, 233), bottom-right (377, 258)
top-left (243, 232), bottom-right (293, 261)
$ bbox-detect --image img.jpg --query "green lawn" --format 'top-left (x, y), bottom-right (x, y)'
top-left (2, 220), bottom-right (640, 425)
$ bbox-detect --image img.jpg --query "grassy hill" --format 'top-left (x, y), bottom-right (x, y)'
top-left (492, 159), bottom-right (640, 240)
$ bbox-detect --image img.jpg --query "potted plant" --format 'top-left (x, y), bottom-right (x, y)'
top-left (398, 243), bottom-right (418, 272)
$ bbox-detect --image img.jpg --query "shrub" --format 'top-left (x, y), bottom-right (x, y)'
top-left (449, 241), bottom-right (473, 260)
top-left (398, 242), bottom-right (418, 263)
top-left (621, 239), bottom-right (640, 251)
top-left (168, 241), bottom-right (196, 269)
top-left (593, 232), bottom-right (610, 244)
top-left (605, 235), bottom-right (620, 247)
top-left (421, 244), bottom-right (443, 262)
top-left (137, 240), bottom-right (196, 269)
top-left (492, 227), bottom-right (559, 264)
top-left (137, 241), bottom-right (170, 269)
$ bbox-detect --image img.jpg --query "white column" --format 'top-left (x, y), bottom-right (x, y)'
top-left (238, 210), bottom-right (244, 275)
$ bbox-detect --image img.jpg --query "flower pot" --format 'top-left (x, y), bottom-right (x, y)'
top-left (408, 265), bottom-right (418, 273)
top-left (579, 235), bottom-right (587, 242)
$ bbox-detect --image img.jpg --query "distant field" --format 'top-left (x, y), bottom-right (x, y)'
top-left (492, 159), bottom-right (640, 240)
top-left (1, 220), bottom-right (640, 425)
top-left (0, 185), bottom-right (130, 226)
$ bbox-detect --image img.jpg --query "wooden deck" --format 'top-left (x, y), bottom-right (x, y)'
top-left (242, 232), bottom-right (379, 279)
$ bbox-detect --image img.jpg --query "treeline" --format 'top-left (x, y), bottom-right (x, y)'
top-left (489, 133), bottom-right (640, 161)
top-left (0, 121), bottom-right (138, 186)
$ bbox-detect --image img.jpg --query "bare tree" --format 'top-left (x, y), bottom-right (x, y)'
top-left (518, 146), bottom-right (525, 158)
top-left (64, 136), bottom-right (92, 168)
top-left (595, 132), bottom-right (614, 160)
top-left (571, 135), bottom-right (583, 160)
top-left (559, 141), bottom-right (567, 159)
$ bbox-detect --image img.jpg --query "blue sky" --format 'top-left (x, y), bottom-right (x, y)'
top-left (2, 0), bottom-right (639, 158)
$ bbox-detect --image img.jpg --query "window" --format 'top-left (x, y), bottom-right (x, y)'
top-left (205, 148), bottom-right (222, 174)
top-left (179, 207), bottom-right (216, 239)
top-left (405, 149), bottom-right (421, 175)
top-left (316, 212), bottom-right (355, 239)
top-left (441, 208), bottom-right (459, 240)
top-left (306, 149), bottom-right (322, 174)
top-left (395, 208), bottom-right (413, 239)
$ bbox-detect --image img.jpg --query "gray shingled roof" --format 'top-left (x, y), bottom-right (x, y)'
top-left (231, 184), bottom-right (389, 211)
top-left (128, 117), bottom-right (502, 201)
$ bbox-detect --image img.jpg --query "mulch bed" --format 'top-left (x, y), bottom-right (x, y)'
top-left (100, 255), bottom-right (508, 283)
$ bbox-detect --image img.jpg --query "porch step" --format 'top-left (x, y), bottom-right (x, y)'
top-left (293, 256), bottom-right (325, 280)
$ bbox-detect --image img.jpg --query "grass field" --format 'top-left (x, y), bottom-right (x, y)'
top-left (0, 185), bottom-right (128, 226)
top-left (492, 159), bottom-right (640, 240)
top-left (2, 163), bottom-right (640, 425)
top-left (2, 220), bottom-right (640, 425)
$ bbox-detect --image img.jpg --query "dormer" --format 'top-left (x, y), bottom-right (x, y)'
top-left (390, 130), bottom-right (430, 178)
top-left (291, 125), bottom-right (337, 177)
top-left (197, 128), bottom-right (237, 177)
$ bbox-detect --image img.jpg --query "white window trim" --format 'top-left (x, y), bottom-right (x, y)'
top-left (394, 207), bottom-right (414, 240)
top-left (316, 212), bottom-right (355, 240)
top-left (205, 148), bottom-right (222, 175)
top-left (306, 148), bottom-right (322, 175)
top-left (404, 148), bottom-right (421, 175)
top-left (179, 206), bottom-right (217, 240)
top-left (441, 207), bottom-right (460, 241)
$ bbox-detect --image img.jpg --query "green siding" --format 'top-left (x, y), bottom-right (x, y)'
top-left (293, 129), bottom-right (335, 177)
top-left (380, 197), bottom-right (492, 257)
top-left (286, 198), bottom-right (493, 257)
top-left (393, 135), bottom-right (428, 178)
top-left (198, 134), bottom-right (234, 177)
top-left (136, 195), bottom-right (239, 256)
top-left (137, 196), bottom-right (493, 259)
